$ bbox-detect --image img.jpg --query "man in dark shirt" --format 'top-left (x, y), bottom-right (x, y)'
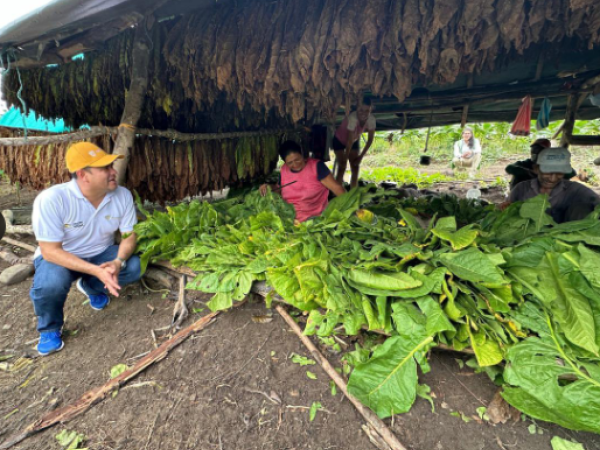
top-left (509, 148), bottom-right (599, 223)
top-left (505, 138), bottom-right (576, 189)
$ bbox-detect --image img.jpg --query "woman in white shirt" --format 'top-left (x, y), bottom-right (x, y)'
top-left (452, 127), bottom-right (482, 178)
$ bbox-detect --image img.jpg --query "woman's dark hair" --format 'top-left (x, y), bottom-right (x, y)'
top-left (362, 97), bottom-right (372, 107)
top-left (279, 140), bottom-right (303, 161)
top-left (462, 127), bottom-right (475, 149)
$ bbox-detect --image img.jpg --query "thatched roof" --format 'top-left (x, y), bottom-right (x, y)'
top-left (2, 0), bottom-right (600, 131)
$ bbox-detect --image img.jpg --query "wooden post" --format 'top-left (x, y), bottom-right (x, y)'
top-left (461, 73), bottom-right (474, 128)
top-left (560, 94), bottom-right (577, 147)
top-left (560, 93), bottom-right (588, 148)
top-left (112, 20), bottom-right (152, 185)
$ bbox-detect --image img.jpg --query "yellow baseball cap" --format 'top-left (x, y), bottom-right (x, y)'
top-left (66, 142), bottom-right (124, 172)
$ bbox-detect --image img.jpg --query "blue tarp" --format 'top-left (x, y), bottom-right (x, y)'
top-left (0, 107), bottom-right (70, 133)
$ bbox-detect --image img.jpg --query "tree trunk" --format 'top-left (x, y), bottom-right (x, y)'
top-left (113, 20), bottom-right (152, 185)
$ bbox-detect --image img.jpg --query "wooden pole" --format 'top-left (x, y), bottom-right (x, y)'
top-left (560, 93), bottom-right (588, 147)
top-left (460, 73), bottom-right (474, 128)
top-left (112, 20), bottom-right (152, 185)
top-left (0, 127), bottom-right (112, 146)
top-left (0, 127), bottom-right (290, 147)
top-left (560, 94), bottom-right (577, 147)
top-left (275, 305), bottom-right (408, 450)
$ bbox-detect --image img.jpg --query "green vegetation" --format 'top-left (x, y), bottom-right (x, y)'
top-left (135, 186), bottom-right (600, 433)
top-left (362, 120), bottom-right (600, 170)
top-left (361, 167), bottom-right (450, 187)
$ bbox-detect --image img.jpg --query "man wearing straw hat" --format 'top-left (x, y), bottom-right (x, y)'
top-left (30, 142), bottom-right (141, 356)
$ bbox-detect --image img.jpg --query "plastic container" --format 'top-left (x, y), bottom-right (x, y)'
top-left (466, 188), bottom-right (482, 200)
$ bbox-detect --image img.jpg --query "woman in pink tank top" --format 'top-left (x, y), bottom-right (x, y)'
top-left (260, 141), bottom-right (346, 222)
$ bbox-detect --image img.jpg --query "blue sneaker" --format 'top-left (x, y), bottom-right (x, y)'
top-left (37, 331), bottom-right (64, 356)
top-left (76, 278), bottom-right (110, 311)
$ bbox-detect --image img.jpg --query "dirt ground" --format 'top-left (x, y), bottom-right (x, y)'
top-left (1, 174), bottom-right (600, 450)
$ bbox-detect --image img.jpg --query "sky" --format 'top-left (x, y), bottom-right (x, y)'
top-left (0, 0), bottom-right (56, 31)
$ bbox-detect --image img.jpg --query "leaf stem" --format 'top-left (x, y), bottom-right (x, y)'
top-left (545, 313), bottom-right (600, 389)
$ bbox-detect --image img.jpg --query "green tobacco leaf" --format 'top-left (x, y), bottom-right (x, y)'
top-left (110, 364), bottom-right (128, 379)
top-left (291, 354), bottom-right (316, 366)
top-left (578, 244), bottom-right (600, 289)
top-left (551, 436), bottom-right (585, 450)
top-left (467, 327), bottom-right (504, 367)
top-left (348, 270), bottom-right (421, 291)
top-left (347, 334), bottom-right (434, 418)
top-left (55, 429), bottom-right (87, 449)
top-left (502, 336), bottom-right (600, 434)
top-left (438, 248), bottom-right (506, 287)
top-left (519, 195), bottom-right (555, 231)
top-left (391, 302), bottom-right (426, 337)
top-left (546, 255), bottom-right (598, 355)
top-left (417, 295), bottom-right (455, 336)
top-left (417, 383), bottom-right (435, 412)
top-left (309, 401), bottom-right (322, 422)
top-left (434, 216), bottom-right (457, 233)
top-left (432, 224), bottom-right (478, 251)
top-left (476, 406), bottom-right (489, 421)
top-left (207, 292), bottom-right (233, 311)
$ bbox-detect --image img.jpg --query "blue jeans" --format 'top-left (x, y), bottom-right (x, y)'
top-left (30, 245), bottom-right (141, 333)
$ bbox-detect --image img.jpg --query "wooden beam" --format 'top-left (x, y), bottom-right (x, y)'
top-left (0, 127), bottom-right (111, 147)
top-left (570, 135), bottom-right (600, 146)
top-left (0, 127), bottom-right (290, 147)
top-left (385, 90), bottom-right (573, 115)
top-left (113, 20), bottom-right (153, 185)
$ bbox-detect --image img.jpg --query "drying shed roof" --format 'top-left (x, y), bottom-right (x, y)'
top-left (1, 0), bottom-right (600, 131)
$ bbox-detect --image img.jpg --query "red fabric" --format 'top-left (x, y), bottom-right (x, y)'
top-left (510, 95), bottom-right (532, 136)
top-left (281, 158), bottom-right (329, 222)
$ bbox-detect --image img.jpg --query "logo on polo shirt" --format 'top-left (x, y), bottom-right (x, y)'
top-left (64, 221), bottom-right (84, 229)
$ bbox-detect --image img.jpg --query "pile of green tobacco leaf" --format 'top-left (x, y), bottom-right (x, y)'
top-left (135, 186), bottom-right (600, 434)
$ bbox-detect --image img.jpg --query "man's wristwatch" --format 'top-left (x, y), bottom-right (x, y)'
top-left (116, 257), bottom-right (127, 269)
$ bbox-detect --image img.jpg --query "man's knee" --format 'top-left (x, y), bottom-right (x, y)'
top-left (30, 274), bottom-right (72, 303)
top-left (31, 260), bottom-right (74, 300)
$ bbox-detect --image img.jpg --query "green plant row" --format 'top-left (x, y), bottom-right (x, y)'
top-left (134, 187), bottom-right (600, 433)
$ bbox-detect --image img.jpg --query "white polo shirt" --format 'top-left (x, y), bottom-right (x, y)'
top-left (32, 179), bottom-right (137, 259)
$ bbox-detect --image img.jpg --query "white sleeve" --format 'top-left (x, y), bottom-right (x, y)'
top-left (454, 141), bottom-right (461, 159)
top-left (473, 139), bottom-right (482, 154)
top-left (119, 189), bottom-right (138, 233)
top-left (32, 191), bottom-right (65, 243)
top-left (346, 113), bottom-right (358, 131)
top-left (366, 114), bottom-right (377, 131)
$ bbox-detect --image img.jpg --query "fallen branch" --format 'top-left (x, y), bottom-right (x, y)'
top-left (0, 311), bottom-right (220, 450)
top-left (0, 237), bottom-right (36, 253)
top-left (275, 305), bottom-right (408, 450)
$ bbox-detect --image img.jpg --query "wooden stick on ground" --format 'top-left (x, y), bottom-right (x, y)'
top-left (1, 237), bottom-right (36, 253)
top-left (275, 305), bottom-right (408, 450)
top-left (0, 311), bottom-right (220, 450)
